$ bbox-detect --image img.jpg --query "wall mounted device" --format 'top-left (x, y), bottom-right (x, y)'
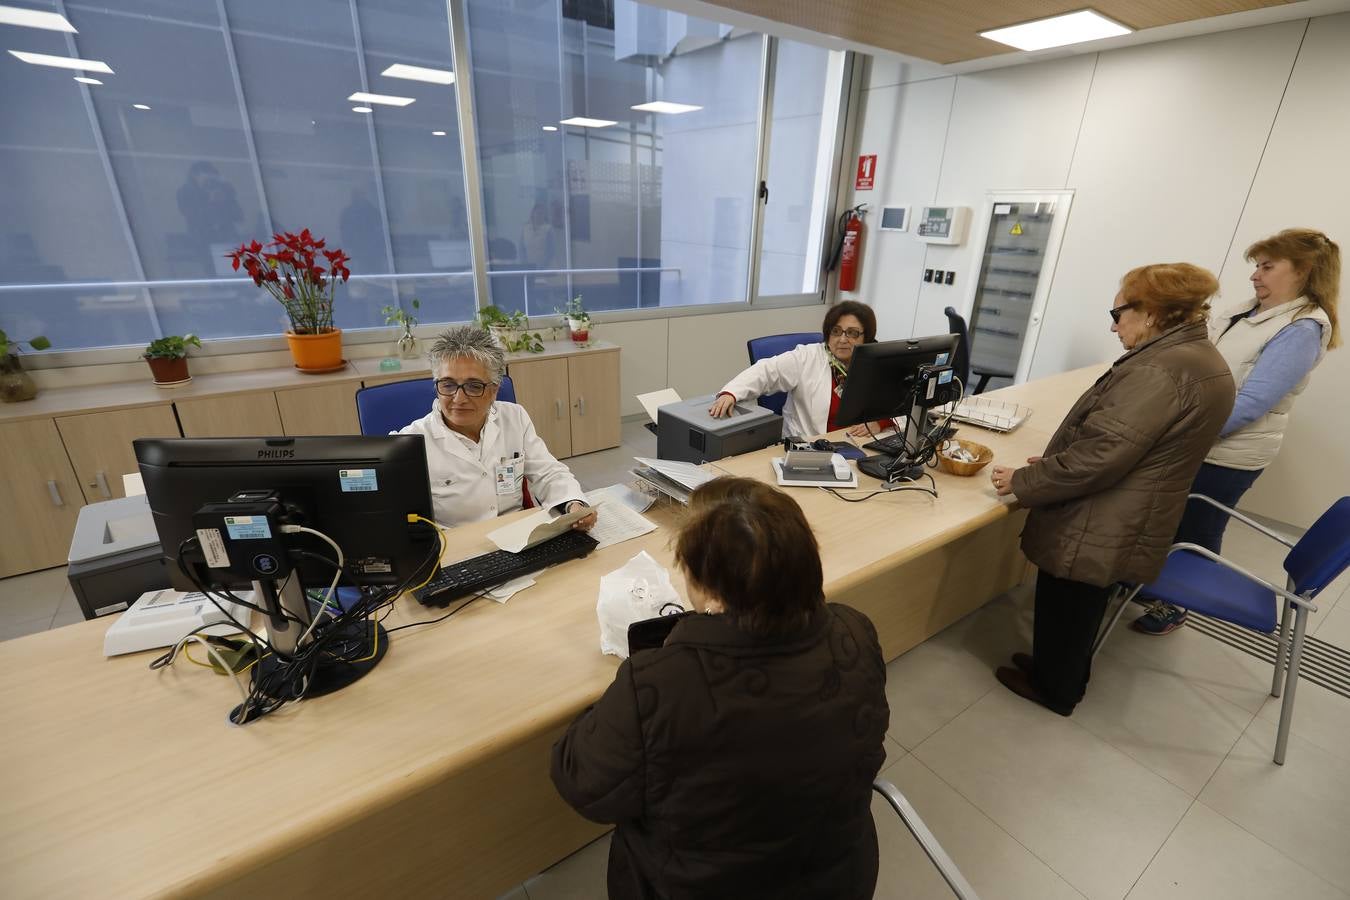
top-left (916, 206), bottom-right (971, 245)
top-left (878, 206), bottom-right (910, 232)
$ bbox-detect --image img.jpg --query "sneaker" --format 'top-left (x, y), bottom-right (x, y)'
top-left (1132, 602), bottom-right (1188, 636)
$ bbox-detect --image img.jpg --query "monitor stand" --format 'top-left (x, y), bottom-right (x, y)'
top-left (858, 407), bottom-right (929, 483)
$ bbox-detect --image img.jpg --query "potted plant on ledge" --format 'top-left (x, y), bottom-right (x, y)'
top-left (382, 298), bottom-right (421, 360)
top-left (143, 334), bottom-right (201, 387)
top-left (228, 230), bottom-right (351, 372)
top-left (557, 295), bottom-right (591, 345)
top-left (476, 305), bottom-right (545, 353)
top-left (0, 330), bottom-right (50, 403)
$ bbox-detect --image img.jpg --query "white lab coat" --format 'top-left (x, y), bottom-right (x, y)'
top-left (719, 342), bottom-right (832, 437)
top-left (398, 400), bottom-right (586, 527)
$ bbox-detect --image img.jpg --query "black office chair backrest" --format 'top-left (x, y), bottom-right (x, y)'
top-left (944, 307), bottom-right (972, 389)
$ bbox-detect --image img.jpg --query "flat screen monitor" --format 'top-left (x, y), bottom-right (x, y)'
top-left (834, 334), bottom-right (958, 428)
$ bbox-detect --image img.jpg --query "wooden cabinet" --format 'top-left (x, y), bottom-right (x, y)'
top-left (0, 419), bottom-right (85, 577)
top-left (56, 405), bottom-right (180, 504)
top-left (508, 349), bottom-right (620, 458)
top-left (176, 393), bottom-right (283, 437)
top-left (508, 357), bottom-right (572, 458)
top-left (276, 382), bottom-right (361, 436)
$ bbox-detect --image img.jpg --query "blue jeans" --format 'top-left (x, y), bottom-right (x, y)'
top-left (1174, 462), bottom-right (1265, 554)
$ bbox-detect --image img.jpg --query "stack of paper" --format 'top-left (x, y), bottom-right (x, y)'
top-left (585, 484), bottom-right (659, 550)
top-left (631, 457), bottom-right (716, 505)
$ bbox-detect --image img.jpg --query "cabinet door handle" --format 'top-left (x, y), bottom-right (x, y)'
top-left (577, 396), bottom-right (586, 416)
top-left (48, 480), bottom-right (65, 508)
top-left (95, 470), bottom-right (112, 499)
top-left (555, 399), bottom-right (563, 420)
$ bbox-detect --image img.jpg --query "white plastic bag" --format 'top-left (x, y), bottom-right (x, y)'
top-left (596, 551), bottom-right (682, 658)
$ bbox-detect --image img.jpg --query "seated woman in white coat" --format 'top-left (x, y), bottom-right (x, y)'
top-left (398, 326), bottom-right (597, 531)
top-left (709, 300), bottom-right (884, 438)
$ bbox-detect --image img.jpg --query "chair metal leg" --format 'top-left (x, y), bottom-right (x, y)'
top-left (1271, 596), bottom-right (1294, 699)
top-left (873, 779), bottom-right (981, 900)
top-left (1273, 604), bottom-right (1310, 766)
top-left (1091, 584), bottom-right (1140, 662)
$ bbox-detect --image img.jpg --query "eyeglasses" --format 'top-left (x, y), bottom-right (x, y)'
top-left (435, 378), bottom-right (490, 398)
top-left (1109, 302), bottom-right (1139, 325)
top-left (829, 327), bottom-right (865, 340)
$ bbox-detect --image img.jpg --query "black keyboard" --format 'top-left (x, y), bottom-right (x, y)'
top-left (414, 529), bottom-right (600, 607)
top-left (863, 433), bottom-right (910, 455)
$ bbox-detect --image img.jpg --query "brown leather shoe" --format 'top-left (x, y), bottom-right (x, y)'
top-left (996, 666), bottom-right (1073, 717)
top-left (1012, 652), bottom-right (1034, 675)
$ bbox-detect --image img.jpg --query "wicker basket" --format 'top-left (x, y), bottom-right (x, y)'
top-left (936, 438), bottom-right (994, 477)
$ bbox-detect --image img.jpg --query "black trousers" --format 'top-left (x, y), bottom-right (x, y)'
top-left (1032, 571), bottom-right (1113, 710)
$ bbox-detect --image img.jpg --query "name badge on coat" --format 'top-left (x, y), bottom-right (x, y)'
top-left (494, 457), bottom-right (521, 496)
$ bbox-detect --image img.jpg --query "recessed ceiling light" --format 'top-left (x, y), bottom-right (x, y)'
top-left (559, 116), bottom-right (616, 128)
top-left (8, 49), bottom-right (113, 73)
top-left (74, 76), bottom-right (102, 85)
top-left (381, 63), bottom-right (454, 85)
top-left (352, 106), bottom-right (373, 113)
top-left (347, 91), bottom-right (414, 107)
top-left (133, 103), bottom-right (151, 110)
top-left (0, 5), bottom-right (76, 32)
top-left (979, 9), bottom-right (1131, 51)
top-left (432, 130), bottom-right (446, 136)
top-left (631, 101), bottom-right (702, 115)
top-left (541, 125), bottom-right (558, 132)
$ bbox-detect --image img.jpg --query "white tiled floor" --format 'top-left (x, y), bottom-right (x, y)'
top-left (4, 431), bottom-right (1347, 900)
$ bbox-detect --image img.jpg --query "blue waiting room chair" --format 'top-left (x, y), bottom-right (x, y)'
top-left (354, 374), bottom-right (516, 436)
top-left (745, 332), bottom-right (822, 416)
top-left (1091, 494), bottom-right (1350, 764)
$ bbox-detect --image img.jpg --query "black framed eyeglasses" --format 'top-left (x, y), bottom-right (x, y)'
top-left (1109, 302), bottom-right (1139, 325)
top-left (829, 327), bottom-right (865, 340)
top-left (435, 378), bottom-right (490, 398)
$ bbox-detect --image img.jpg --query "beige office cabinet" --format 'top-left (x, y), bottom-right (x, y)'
top-left (176, 393), bottom-right (283, 437)
top-left (566, 351), bottom-right (620, 455)
top-left (0, 419), bottom-right (85, 577)
top-left (56, 405), bottom-right (180, 504)
top-left (276, 383), bottom-right (361, 436)
top-left (508, 357), bottom-right (572, 458)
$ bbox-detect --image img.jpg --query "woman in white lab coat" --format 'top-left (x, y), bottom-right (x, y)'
top-left (399, 326), bottom-right (597, 530)
top-left (709, 301), bottom-right (881, 438)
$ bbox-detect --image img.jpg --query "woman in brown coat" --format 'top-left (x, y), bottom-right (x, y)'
top-left (988, 263), bottom-right (1235, 715)
top-left (551, 477), bottom-right (889, 900)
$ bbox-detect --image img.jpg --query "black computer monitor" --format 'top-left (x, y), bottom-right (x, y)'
top-left (134, 435), bottom-right (437, 720)
top-left (835, 334), bottom-right (959, 480)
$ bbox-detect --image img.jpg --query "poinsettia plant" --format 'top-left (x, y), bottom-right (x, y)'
top-left (227, 230), bottom-right (351, 334)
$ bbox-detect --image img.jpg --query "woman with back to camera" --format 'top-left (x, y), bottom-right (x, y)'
top-left (1134, 229), bottom-right (1341, 635)
top-left (551, 477), bottom-right (889, 900)
top-left (708, 300), bottom-right (885, 438)
top-left (988, 263), bottom-right (1235, 715)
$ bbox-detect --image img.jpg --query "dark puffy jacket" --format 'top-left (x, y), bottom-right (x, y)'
top-left (551, 604), bottom-right (889, 900)
top-left (1013, 322), bottom-right (1235, 587)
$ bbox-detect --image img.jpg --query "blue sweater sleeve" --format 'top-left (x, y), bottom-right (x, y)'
top-left (1221, 318), bottom-right (1323, 437)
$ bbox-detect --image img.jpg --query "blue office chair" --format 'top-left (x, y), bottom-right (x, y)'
top-left (354, 374), bottom-right (516, 436)
top-left (944, 306), bottom-right (1013, 395)
top-left (1091, 495), bottom-right (1350, 764)
top-left (745, 331), bottom-right (822, 415)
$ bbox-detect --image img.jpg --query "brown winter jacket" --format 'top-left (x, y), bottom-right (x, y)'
top-left (1013, 322), bottom-right (1235, 588)
top-left (551, 604), bottom-right (889, 900)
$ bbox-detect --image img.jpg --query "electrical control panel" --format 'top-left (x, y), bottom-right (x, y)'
top-left (916, 206), bottom-right (971, 245)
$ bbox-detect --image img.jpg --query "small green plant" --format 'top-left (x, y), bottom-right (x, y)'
top-left (0, 329), bottom-right (51, 357)
top-left (476, 306), bottom-right (544, 353)
top-left (382, 298), bottom-right (420, 328)
top-left (143, 334), bottom-right (202, 359)
top-left (556, 295), bottom-right (589, 323)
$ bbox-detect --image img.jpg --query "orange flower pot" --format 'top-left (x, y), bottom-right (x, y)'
top-left (286, 328), bottom-right (344, 372)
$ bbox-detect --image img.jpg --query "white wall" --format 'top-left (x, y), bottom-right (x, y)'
top-left (851, 13), bottom-right (1350, 525)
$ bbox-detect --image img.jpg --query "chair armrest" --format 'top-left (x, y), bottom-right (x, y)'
top-left (1186, 493), bottom-right (1296, 548)
top-left (970, 365), bottom-right (1015, 379)
top-left (873, 779), bottom-right (981, 900)
top-left (1167, 542), bottom-right (1317, 611)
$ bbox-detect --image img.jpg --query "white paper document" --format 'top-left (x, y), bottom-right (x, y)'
top-left (636, 388), bottom-right (681, 423)
top-left (485, 576), bottom-right (535, 603)
top-left (585, 485), bottom-right (658, 550)
top-left (487, 504), bottom-right (592, 553)
top-left (633, 457), bottom-right (716, 491)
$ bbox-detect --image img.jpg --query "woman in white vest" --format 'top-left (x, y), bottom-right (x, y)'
top-left (708, 301), bottom-right (883, 438)
top-left (1136, 228), bottom-right (1340, 635)
top-left (399, 326), bottom-right (597, 531)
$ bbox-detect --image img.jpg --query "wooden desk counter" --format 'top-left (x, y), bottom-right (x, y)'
top-left (0, 365), bottom-right (1103, 899)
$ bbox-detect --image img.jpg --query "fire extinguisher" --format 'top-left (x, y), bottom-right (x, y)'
top-left (827, 204), bottom-right (867, 292)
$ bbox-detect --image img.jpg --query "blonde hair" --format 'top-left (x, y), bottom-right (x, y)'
top-left (1245, 228), bottom-right (1341, 349)
top-left (1119, 263), bottom-right (1220, 332)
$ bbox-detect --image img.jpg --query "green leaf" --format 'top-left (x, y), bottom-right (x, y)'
top-left (30, 336), bottom-right (51, 350)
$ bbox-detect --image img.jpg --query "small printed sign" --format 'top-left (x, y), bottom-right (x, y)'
top-left (340, 468), bottom-right (379, 493)
top-left (855, 154), bottom-right (877, 190)
top-left (196, 528), bottom-right (230, 568)
top-left (224, 515), bottom-right (272, 541)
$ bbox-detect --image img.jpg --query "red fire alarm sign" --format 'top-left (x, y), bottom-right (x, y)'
top-left (855, 154), bottom-right (877, 190)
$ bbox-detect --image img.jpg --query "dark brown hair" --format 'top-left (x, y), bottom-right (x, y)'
top-left (822, 300), bottom-right (877, 343)
top-left (1119, 263), bottom-right (1219, 332)
top-left (1245, 228), bottom-right (1341, 349)
top-left (674, 477), bottom-right (825, 636)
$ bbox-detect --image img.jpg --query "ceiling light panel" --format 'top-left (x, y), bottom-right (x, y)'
top-left (74, 76), bottom-right (102, 85)
top-left (631, 101), bottom-right (702, 115)
top-left (0, 5), bottom-right (76, 32)
top-left (559, 116), bottom-right (615, 128)
top-left (347, 91), bottom-right (415, 107)
top-left (8, 49), bottom-right (112, 73)
top-left (979, 10), bottom-right (1131, 51)
top-left (381, 63), bottom-right (454, 85)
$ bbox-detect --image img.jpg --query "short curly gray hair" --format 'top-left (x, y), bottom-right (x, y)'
top-left (427, 325), bottom-right (505, 384)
